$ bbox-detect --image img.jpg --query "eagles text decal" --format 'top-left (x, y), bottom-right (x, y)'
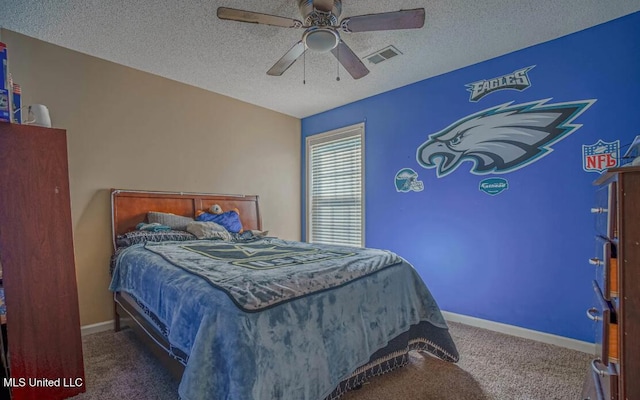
top-left (466, 66), bottom-right (535, 102)
top-left (416, 98), bottom-right (596, 178)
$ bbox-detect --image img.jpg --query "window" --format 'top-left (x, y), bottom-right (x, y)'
top-left (306, 123), bottom-right (364, 246)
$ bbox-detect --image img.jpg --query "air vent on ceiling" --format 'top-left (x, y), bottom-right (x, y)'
top-left (365, 45), bottom-right (402, 65)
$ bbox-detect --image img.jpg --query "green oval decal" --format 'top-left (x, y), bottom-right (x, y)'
top-left (479, 177), bottom-right (508, 196)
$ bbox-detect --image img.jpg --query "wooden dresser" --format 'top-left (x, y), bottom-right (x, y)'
top-left (582, 166), bottom-right (640, 400)
top-left (0, 122), bottom-right (85, 400)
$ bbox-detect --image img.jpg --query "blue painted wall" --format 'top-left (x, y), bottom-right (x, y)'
top-left (301, 12), bottom-right (640, 342)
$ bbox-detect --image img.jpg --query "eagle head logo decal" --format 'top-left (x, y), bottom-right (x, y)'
top-left (416, 98), bottom-right (595, 177)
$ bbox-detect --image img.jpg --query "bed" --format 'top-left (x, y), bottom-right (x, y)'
top-left (109, 189), bottom-right (459, 400)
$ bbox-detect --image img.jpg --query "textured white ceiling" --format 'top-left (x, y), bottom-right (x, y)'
top-left (1, 1), bottom-right (639, 118)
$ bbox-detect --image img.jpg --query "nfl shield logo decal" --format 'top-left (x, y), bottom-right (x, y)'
top-left (583, 140), bottom-right (620, 173)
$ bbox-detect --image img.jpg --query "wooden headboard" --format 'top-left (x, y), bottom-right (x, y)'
top-left (110, 189), bottom-right (262, 246)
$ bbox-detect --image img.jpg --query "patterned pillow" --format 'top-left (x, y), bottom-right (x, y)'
top-left (116, 230), bottom-right (197, 248)
top-left (186, 221), bottom-right (233, 241)
top-left (147, 211), bottom-right (194, 231)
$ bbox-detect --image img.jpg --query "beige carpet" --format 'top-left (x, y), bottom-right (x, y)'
top-left (72, 322), bottom-right (591, 400)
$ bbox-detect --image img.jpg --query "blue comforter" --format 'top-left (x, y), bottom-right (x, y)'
top-left (109, 238), bottom-right (457, 400)
top-left (143, 238), bottom-right (403, 311)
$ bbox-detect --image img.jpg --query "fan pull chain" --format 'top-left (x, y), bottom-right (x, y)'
top-left (303, 50), bottom-right (306, 85)
top-left (336, 41), bottom-right (340, 81)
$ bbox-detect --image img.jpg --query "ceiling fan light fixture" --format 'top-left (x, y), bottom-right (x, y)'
top-left (303, 28), bottom-right (339, 53)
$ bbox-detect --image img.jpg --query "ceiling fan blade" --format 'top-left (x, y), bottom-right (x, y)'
top-left (217, 7), bottom-right (303, 29)
top-left (330, 41), bottom-right (369, 80)
top-left (267, 41), bottom-right (307, 76)
top-left (341, 8), bottom-right (425, 33)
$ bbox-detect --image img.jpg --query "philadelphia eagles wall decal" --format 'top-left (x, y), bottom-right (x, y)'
top-left (416, 98), bottom-right (596, 177)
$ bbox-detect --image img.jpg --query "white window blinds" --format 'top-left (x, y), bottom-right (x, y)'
top-left (306, 124), bottom-right (364, 247)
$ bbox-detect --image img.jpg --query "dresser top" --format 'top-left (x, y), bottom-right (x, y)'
top-left (594, 165), bottom-right (640, 185)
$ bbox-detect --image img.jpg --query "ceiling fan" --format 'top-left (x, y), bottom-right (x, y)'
top-left (217, 0), bottom-right (425, 80)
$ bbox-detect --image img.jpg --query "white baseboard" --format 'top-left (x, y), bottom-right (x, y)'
top-left (442, 311), bottom-right (595, 354)
top-left (81, 320), bottom-right (114, 336)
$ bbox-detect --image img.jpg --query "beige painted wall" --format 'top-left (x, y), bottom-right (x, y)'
top-left (1, 30), bottom-right (301, 326)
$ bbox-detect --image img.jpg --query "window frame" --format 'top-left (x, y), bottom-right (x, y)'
top-left (305, 122), bottom-right (365, 246)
